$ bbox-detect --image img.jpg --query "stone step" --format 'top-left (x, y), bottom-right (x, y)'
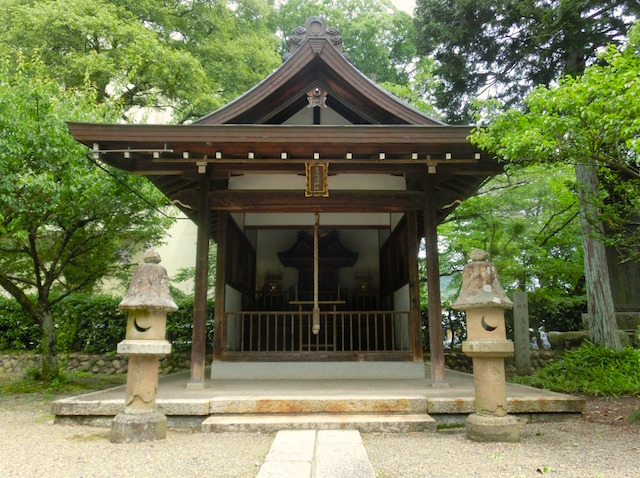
top-left (208, 395), bottom-right (429, 415)
top-left (256, 430), bottom-right (375, 478)
top-left (201, 412), bottom-right (437, 433)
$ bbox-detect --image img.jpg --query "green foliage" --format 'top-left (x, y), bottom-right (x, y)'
top-left (0, 57), bottom-right (171, 297)
top-left (0, 293), bottom-right (214, 355)
top-left (0, 294), bottom-right (127, 354)
top-left (112, 0), bottom-right (282, 121)
top-left (168, 297), bottom-right (215, 354)
top-left (439, 164), bottom-right (585, 340)
top-left (414, 0), bottom-right (640, 123)
top-left (379, 57), bottom-right (441, 119)
top-left (275, 0), bottom-right (418, 85)
top-left (512, 342), bottom-right (640, 397)
top-left (470, 25), bottom-right (640, 349)
top-left (0, 0), bottom-right (281, 122)
top-left (54, 294), bottom-right (126, 354)
top-left (0, 370), bottom-right (126, 395)
top-left (0, 54), bottom-right (173, 378)
top-left (172, 242), bottom-right (218, 296)
top-left (0, 297), bottom-right (39, 351)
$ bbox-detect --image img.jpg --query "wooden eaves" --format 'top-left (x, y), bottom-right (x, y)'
top-left (68, 122), bottom-right (502, 229)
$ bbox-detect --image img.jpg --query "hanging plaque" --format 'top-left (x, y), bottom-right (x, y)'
top-left (305, 162), bottom-right (329, 197)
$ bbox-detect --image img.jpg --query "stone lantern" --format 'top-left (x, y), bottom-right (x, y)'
top-left (452, 249), bottom-right (520, 442)
top-left (110, 249), bottom-right (178, 443)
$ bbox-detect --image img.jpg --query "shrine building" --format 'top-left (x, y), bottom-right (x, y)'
top-left (68, 17), bottom-right (502, 388)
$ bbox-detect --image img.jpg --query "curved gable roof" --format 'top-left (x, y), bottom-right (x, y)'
top-left (195, 20), bottom-right (443, 126)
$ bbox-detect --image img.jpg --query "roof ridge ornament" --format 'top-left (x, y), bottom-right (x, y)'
top-left (283, 16), bottom-right (351, 62)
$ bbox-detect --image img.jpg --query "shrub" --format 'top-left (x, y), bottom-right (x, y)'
top-left (54, 294), bottom-right (126, 353)
top-left (0, 297), bottom-right (40, 351)
top-left (0, 293), bottom-right (215, 355)
top-left (511, 341), bottom-right (640, 397)
top-left (166, 297), bottom-right (215, 354)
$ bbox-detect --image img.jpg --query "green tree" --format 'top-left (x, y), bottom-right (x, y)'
top-left (111, 0), bottom-right (282, 121)
top-left (275, 0), bottom-right (417, 85)
top-left (379, 57), bottom-right (441, 118)
top-left (439, 164), bottom-right (585, 345)
top-left (414, 0), bottom-right (639, 123)
top-left (0, 61), bottom-right (172, 379)
top-left (471, 23), bottom-right (640, 349)
top-left (173, 243), bottom-right (218, 297)
top-left (0, 0), bottom-right (281, 122)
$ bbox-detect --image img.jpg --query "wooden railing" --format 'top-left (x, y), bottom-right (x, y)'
top-left (224, 310), bottom-right (412, 354)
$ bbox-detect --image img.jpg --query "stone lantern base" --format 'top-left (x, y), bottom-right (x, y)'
top-left (110, 412), bottom-right (167, 443)
top-left (465, 413), bottom-right (521, 443)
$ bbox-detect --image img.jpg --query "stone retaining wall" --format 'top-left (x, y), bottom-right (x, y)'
top-left (0, 353), bottom-right (192, 376)
top-left (442, 349), bottom-right (561, 376)
top-left (2, 350), bottom-right (561, 377)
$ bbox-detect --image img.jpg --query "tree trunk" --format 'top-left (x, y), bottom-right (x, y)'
top-left (575, 161), bottom-right (621, 349)
top-left (38, 305), bottom-right (60, 380)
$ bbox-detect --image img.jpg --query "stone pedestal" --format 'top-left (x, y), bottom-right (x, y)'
top-left (110, 250), bottom-right (177, 444)
top-left (111, 412), bottom-right (168, 443)
top-left (453, 249), bottom-right (521, 442)
top-left (465, 413), bottom-right (520, 443)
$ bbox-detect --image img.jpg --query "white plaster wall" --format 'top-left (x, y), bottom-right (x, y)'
top-left (329, 174), bottom-right (406, 190)
top-left (245, 212), bottom-right (393, 228)
top-left (229, 173), bottom-right (405, 191)
top-left (230, 212), bottom-right (245, 231)
top-left (283, 106), bottom-right (351, 125)
top-left (102, 212), bottom-right (197, 296)
top-left (337, 229), bottom-right (380, 291)
top-left (157, 216), bottom-right (197, 288)
top-left (228, 174), bottom-right (304, 190)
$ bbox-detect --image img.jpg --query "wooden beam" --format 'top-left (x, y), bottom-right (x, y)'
top-left (406, 210), bottom-right (424, 362)
top-left (212, 211), bottom-right (229, 363)
top-left (203, 190), bottom-right (425, 212)
top-left (68, 123), bottom-right (475, 147)
top-left (424, 174), bottom-right (447, 386)
top-left (189, 174), bottom-right (210, 389)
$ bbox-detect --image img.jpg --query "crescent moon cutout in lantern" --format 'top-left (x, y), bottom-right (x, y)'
top-left (481, 316), bottom-right (498, 332)
top-left (134, 317), bottom-right (151, 333)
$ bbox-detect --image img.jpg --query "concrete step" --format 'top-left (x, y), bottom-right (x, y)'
top-left (208, 395), bottom-right (429, 415)
top-left (201, 412), bottom-right (437, 433)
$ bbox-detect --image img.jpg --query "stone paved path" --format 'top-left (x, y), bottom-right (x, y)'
top-left (256, 430), bottom-right (375, 478)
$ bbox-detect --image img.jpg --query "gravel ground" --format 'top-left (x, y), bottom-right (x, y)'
top-left (0, 394), bottom-right (638, 478)
top-left (0, 396), bottom-right (273, 478)
top-left (364, 419), bottom-right (639, 478)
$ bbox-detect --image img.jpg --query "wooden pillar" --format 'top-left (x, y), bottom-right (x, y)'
top-left (424, 175), bottom-right (447, 386)
top-left (212, 210), bottom-right (228, 362)
top-left (407, 210), bottom-right (424, 362)
top-left (188, 175), bottom-right (210, 389)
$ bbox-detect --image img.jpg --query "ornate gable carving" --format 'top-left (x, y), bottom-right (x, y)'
top-left (283, 16), bottom-right (351, 62)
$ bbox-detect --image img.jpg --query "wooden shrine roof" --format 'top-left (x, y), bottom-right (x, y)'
top-left (195, 18), bottom-right (443, 126)
top-left (67, 17), bottom-right (502, 238)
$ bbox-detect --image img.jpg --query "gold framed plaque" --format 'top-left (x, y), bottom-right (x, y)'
top-left (305, 162), bottom-right (329, 197)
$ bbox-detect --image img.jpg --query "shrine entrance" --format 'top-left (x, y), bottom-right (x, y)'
top-left (226, 219), bottom-right (414, 359)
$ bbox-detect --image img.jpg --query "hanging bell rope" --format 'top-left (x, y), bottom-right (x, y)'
top-left (312, 212), bottom-right (320, 335)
